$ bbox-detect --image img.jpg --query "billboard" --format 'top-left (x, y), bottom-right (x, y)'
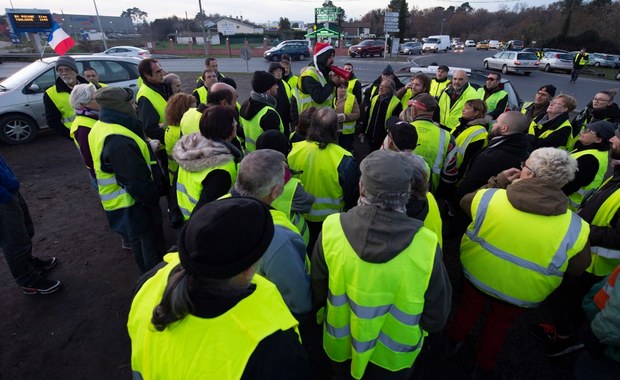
top-left (6, 9), bottom-right (54, 33)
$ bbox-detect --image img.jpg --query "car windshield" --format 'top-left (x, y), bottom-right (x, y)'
top-left (518, 53), bottom-right (538, 60)
top-left (0, 60), bottom-right (52, 90)
top-left (359, 40), bottom-right (373, 46)
top-left (426, 38), bottom-right (439, 43)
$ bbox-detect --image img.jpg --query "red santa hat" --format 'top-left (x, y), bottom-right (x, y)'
top-left (313, 42), bottom-right (334, 57)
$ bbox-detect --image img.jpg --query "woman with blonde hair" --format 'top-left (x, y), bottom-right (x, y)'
top-left (452, 98), bottom-right (490, 177)
top-left (164, 93), bottom-right (196, 185)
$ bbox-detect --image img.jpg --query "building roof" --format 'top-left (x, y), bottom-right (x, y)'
top-left (215, 17), bottom-right (261, 29)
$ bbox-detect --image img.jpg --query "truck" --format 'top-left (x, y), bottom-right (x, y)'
top-left (423, 35), bottom-right (451, 53)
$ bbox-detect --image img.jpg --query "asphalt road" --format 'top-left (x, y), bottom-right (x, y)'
top-left (1, 49), bottom-right (617, 111)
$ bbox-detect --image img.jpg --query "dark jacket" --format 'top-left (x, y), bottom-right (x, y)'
top-left (452, 133), bottom-right (530, 209)
top-left (239, 95), bottom-right (282, 132)
top-left (273, 80), bottom-right (292, 134)
top-left (572, 102), bottom-right (620, 132)
top-left (97, 108), bottom-right (162, 236)
top-left (526, 112), bottom-right (572, 151)
top-left (134, 263), bottom-right (312, 380)
top-left (362, 75), bottom-right (405, 111)
top-left (43, 76), bottom-right (89, 139)
top-left (364, 94), bottom-right (403, 151)
top-left (0, 154), bottom-right (19, 204)
top-left (137, 80), bottom-right (172, 142)
top-left (562, 141), bottom-right (610, 195)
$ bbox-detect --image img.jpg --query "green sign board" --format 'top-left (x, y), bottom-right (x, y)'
top-left (315, 6), bottom-right (340, 23)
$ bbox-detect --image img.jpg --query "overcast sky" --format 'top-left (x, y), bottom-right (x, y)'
top-left (6, 0), bottom-right (558, 24)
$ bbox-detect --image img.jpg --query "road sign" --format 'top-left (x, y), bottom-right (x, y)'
top-left (6, 8), bottom-right (53, 33)
top-left (240, 47), bottom-right (252, 61)
top-left (221, 22), bottom-right (236, 36)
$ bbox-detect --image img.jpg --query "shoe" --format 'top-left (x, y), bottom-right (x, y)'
top-left (443, 338), bottom-right (464, 358)
top-left (546, 335), bottom-right (584, 357)
top-left (121, 238), bottom-right (132, 250)
top-left (22, 278), bottom-right (62, 295)
top-left (529, 322), bottom-right (556, 343)
top-left (31, 257), bottom-right (58, 272)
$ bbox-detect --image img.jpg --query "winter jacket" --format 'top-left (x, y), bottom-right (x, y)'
top-left (43, 76), bottom-right (89, 139)
top-left (0, 154), bottom-right (19, 204)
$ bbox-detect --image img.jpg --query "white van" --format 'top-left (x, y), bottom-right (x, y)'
top-left (423, 35), bottom-right (451, 53)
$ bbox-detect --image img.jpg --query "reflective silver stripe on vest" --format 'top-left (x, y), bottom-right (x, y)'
top-left (467, 189), bottom-right (583, 277)
top-left (179, 206), bottom-right (192, 218)
top-left (457, 128), bottom-right (486, 157)
top-left (591, 246), bottom-right (620, 259)
top-left (315, 197), bottom-right (343, 206)
top-left (309, 208), bottom-right (339, 217)
top-left (325, 322), bottom-right (423, 353)
top-left (97, 177), bottom-right (118, 186)
top-left (62, 115), bottom-right (76, 124)
top-left (176, 182), bottom-right (199, 205)
top-left (463, 267), bottom-right (542, 308)
top-left (245, 136), bottom-right (256, 146)
top-left (99, 187), bottom-right (128, 201)
top-left (431, 131), bottom-right (447, 175)
top-left (329, 290), bottom-right (421, 326)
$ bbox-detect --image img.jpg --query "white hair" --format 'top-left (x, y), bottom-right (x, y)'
top-left (528, 147), bottom-right (578, 187)
top-left (70, 83), bottom-right (97, 109)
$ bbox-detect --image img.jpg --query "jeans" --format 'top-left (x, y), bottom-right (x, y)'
top-left (571, 67), bottom-right (584, 82)
top-left (0, 191), bottom-right (39, 286)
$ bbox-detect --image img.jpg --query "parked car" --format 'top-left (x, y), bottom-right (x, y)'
top-left (0, 55), bottom-right (141, 145)
top-left (543, 48), bottom-right (568, 53)
top-left (505, 40), bottom-right (524, 51)
top-left (399, 41), bottom-right (423, 55)
top-left (96, 46), bottom-right (151, 59)
top-left (348, 40), bottom-right (385, 58)
top-left (483, 51), bottom-right (539, 75)
top-left (589, 53), bottom-right (618, 68)
top-left (476, 41), bottom-right (490, 50)
top-left (398, 65), bottom-right (522, 111)
top-left (422, 35), bottom-right (451, 53)
top-left (488, 40), bottom-right (500, 49)
top-left (264, 42), bottom-right (310, 61)
top-left (465, 39), bottom-right (476, 47)
top-left (538, 52), bottom-right (574, 73)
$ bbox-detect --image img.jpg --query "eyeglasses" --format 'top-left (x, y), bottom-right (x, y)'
top-left (521, 161), bottom-right (535, 174)
top-left (592, 97), bottom-right (611, 102)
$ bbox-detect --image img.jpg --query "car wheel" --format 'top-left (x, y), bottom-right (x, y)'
top-left (0, 114), bottom-right (38, 145)
top-left (502, 65), bottom-right (508, 74)
top-left (484, 61), bottom-right (489, 69)
top-left (379, 50), bottom-right (384, 57)
top-left (298, 54), bottom-right (305, 61)
top-left (544, 64), bottom-right (551, 72)
top-left (594, 62), bottom-right (600, 67)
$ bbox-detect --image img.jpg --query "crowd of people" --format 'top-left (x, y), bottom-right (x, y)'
top-left (1, 43), bottom-right (620, 379)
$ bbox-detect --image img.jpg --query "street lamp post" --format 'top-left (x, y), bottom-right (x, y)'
top-left (440, 18), bottom-right (446, 35)
top-left (92, 0), bottom-right (107, 50)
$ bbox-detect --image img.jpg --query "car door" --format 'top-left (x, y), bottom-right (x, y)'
top-left (490, 52), bottom-right (503, 69)
top-left (23, 67), bottom-right (57, 128)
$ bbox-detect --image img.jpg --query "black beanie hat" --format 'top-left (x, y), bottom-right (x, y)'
top-left (268, 62), bottom-right (284, 75)
top-left (539, 84), bottom-right (557, 98)
top-left (56, 56), bottom-right (78, 73)
top-left (256, 130), bottom-right (291, 156)
top-left (178, 197), bottom-right (274, 279)
top-left (252, 70), bottom-right (277, 93)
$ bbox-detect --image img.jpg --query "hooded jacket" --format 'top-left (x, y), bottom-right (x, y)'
top-left (239, 93), bottom-right (282, 133)
top-left (173, 133), bottom-right (242, 212)
top-left (299, 49), bottom-right (335, 106)
top-left (311, 205), bottom-right (452, 333)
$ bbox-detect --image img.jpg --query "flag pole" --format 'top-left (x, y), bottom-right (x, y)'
top-left (40, 39), bottom-right (49, 60)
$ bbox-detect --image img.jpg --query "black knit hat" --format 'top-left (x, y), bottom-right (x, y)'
top-left (268, 62), bottom-right (284, 75)
top-left (256, 130), bottom-right (291, 156)
top-left (56, 56), bottom-right (78, 73)
top-left (178, 197), bottom-right (274, 279)
top-left (386, 117), bottom-right (418, 150)
top-left (539, 84), bottom-right (557, 97)
top-left (252, 70), bottom-right (277, 93)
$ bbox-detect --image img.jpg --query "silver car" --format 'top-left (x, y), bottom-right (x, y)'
top-left (538, 52), bottom-right (574, 73)
top-left (0, 55), bottom-right (140, 144)
top-left (483, 51), bottom-right (539, 75)
top-left (399, 42), bottom-right (422, 55)
top-left (96, 46), bottom-right (151, 59)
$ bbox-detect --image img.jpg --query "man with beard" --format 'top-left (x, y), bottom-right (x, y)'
top-left (363, 78), bottom-right (402, 152)
top-left (521, 84), bottom-right (556, 122)
top-left (44, 56), bottom-right (89, 139)
top-left (438, 70), bottom-right (480, 132)
top-left (396, 72), bottom-right (432, 109)
top-left (447, 111), bottom-right (530, 237)
top-left (297, 42), bottom-right (340, 112)
top-left (362, 64), bottom-right (405, 114)
top-left (563, 121), bottom-right (615, 211)
top-left (430, 65), bottom-right (451, 99)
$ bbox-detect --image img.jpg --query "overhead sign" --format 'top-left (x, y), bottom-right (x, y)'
top-left (6, 8), bottom-right (53, 33)
top-left (315, 6), bottom-right (341, 23)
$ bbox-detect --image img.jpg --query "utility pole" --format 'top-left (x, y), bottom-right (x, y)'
top-left (198, 0), bottom-right (209, 55)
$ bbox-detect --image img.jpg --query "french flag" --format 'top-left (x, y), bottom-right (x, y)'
top-left (48, 21), bottom-right (75, 56)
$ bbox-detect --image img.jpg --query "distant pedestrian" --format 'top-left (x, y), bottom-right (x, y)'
top-left (570, 48), bottom-right (590, 84)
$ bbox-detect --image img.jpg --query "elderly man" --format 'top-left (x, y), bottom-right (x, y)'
top-left (476, 72), bottom-right (508, 120)
top-left (44, 56), bottom-right (89, 139)
top-left (136, 58), bottom-right (171, 142)
top-left (297, 42), bottom-right (338, 112)
top-left (521, 84), bottom-right (556, 122)
top-left (192, 68), bottom-right (218, 105)
top-left (311, 149), bottom-right (451, 380)
top-left (362, 64), bottom-right (405, 113)
top-left (163, 73), bottom-right (182, 95)
top-left (128, 197), bottom-right (310, 379)
top-left (447, 147), bottom-right (591, 377)
top-left (438, 69), bottom-right (480, 131)
top-left (229, 149), bottom-right (312, 320)
top-left (89, 87), bottom-right (166, 273)
top-left (239, 71), bottom-right (283, 152)
top-left (363, 78), bottom-right (403, 152)
top-left (430, 65), bottom-right (451, 99)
